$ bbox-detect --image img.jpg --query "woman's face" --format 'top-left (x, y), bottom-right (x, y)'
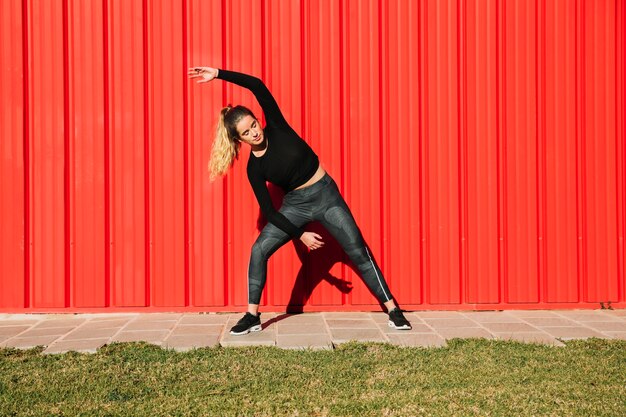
top-left (235, 115), bottom-right (264, 147)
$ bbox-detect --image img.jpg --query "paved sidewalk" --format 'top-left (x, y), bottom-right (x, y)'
top-left (0, 309), bottom-right (625, 354)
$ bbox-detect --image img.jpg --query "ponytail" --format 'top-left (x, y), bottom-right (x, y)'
top-left (208, 106), bottom-right (241, 180)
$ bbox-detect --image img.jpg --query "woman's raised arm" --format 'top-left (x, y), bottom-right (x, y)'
top-left (188, 66), bottom-right (288, 129)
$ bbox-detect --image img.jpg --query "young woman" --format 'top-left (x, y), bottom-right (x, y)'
top-left (188, 66), bottom-right (411, 335)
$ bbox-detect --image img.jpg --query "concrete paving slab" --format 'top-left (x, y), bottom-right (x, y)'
top-left (554, 311), bottom-right (623, 322)
top-left (111, 330), bottom-right (169, 344)
top-left (276, 323), bottom-right (328, 335)
top-left (0, 319), bottom-right (41, 326)
top-left (132, 313), bottom-right (183, 321)
top-left (1, 335), bottom-right (63, 349)
top-left (508, 310), bottom-right (562, 318)
top-left (479, 322), bottom-right (540, 333)
top-left (123, 320), bottom-right (177, 331)
top-left (62, 327), bottom-right (121, 341)
top-left (34, 319), bottom-right (86, 329)
top-left (493, 332), bottom-right (565, 346)
top-left (43, 338), bottom-right (109, 354)
top-left (604, 332), bottom-right (626, 340)
top-left (579, 320), bottom-right (626, 332)
top-left (539, 326), bottom-right (608, 340)
top-left (522, 317), bottom-right (578, 327)
top-left (276, 334), bottom-right (332, 350)
top-left (329, 328), bottom-right (386, 344)
top-left (323, 312), bottom-right (373, 319)
top-left (435, 328), bottom-right (495, 340)
top-left (461, 312), bottom-right (524, 323)
top-left (168, 324), bottom-right (224, 336)
top-left (578, 321), bottom-right (626, 332)
top-left (326, 319), bottom-right (378, 328)
top-left (178, 314), bottom-right (230, 325)
top-left (412, 311), bottom-right (466, 319)
top-left (163, 334), bottom-right (221, 351)
top-left (386, 333), bottom-right (447, 348)
top-left (423, 318), bottom-right (481, 328)
top-left (0, 326), bottom-right (32, 337)
top-left (0, 314), bottom-right (44, 321)
top-left (18, 326), bottom-right (78, 338)
top-left (79, 319), bottom-right (133, 329)
top-left (276, 313), bottom-right (325, 324)
top-left (603, 309), bottom-right (626, 317)
top-left (89, 314), bottom-right (139, 321)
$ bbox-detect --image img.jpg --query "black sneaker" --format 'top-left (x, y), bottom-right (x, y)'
top-left (230, 312), bottom-right (262, 335)
top-left (388, 308), bottom-right (411, 330)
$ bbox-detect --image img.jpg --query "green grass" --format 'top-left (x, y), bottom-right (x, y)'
top-left (0, 339), bottom-right (624, 416)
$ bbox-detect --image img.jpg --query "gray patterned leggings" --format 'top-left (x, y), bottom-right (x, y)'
top-left (247, 173), bottom-right (393, 305)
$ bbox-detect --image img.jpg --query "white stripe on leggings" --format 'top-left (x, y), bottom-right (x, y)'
top-left (246, 255), bottom-right (251, 305)
top-left (365, 247), bottom-right (391, 302)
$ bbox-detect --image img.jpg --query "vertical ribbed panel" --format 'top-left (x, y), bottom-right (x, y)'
top-left (0, 0), bottom-right (26, 308)
top-left (422, 0), bottom-right (461, 304)
top-left (188, 0), bottom-right (226, 307)
top-left (465, 0), bottom-right (499, 304)
top-left (504, 0), bottom-right (539, 303)
top-left (544, 0), bottom-right (578, 302)
top-left (108, 0), bottom-right (146, 307)
top-left (67, 0), bottom-right (106, 307)
top-left (583, 0), bottom-right (619, 302)
top-left (29, 0), bottom-right (66, 308)
top-left (1, 0), bottom-right (625, 312)
top-left (147, 0), bottom-right (186, 306)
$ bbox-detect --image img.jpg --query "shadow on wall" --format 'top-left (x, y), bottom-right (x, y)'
top-left (255, 184), bottom-right (385, 313)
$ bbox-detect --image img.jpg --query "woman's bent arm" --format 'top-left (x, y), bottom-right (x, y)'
top-left (247, 166), bottom-right (304, 239)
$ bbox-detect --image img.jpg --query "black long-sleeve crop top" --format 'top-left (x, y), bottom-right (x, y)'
top-left (217, 69), bottom-right (320, 239)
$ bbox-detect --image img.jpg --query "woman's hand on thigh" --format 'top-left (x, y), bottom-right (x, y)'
top-left (300, 232), bottom-right (324, 250)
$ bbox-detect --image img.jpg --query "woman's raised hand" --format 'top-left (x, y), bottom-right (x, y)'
top-left (188, 66), bottom-right (219, 83)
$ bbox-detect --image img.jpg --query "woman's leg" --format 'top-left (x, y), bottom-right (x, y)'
top-left (314, 182), bottom-right (396, 310)
top-left (247, 206), bottom-right (310, 314)
top-left (246, 223), bottom-right (291, 314)
top-left (231, 221), bottom-right (295, 335)
top-left (231, 196), bottom-right (313, 335)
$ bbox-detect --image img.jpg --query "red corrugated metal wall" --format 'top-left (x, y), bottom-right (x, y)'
top-left (1, 0), bottom-right (625, 312)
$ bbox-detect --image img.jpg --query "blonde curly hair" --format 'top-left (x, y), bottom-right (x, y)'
top-left (208, 105), bottom-right (256, 180)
